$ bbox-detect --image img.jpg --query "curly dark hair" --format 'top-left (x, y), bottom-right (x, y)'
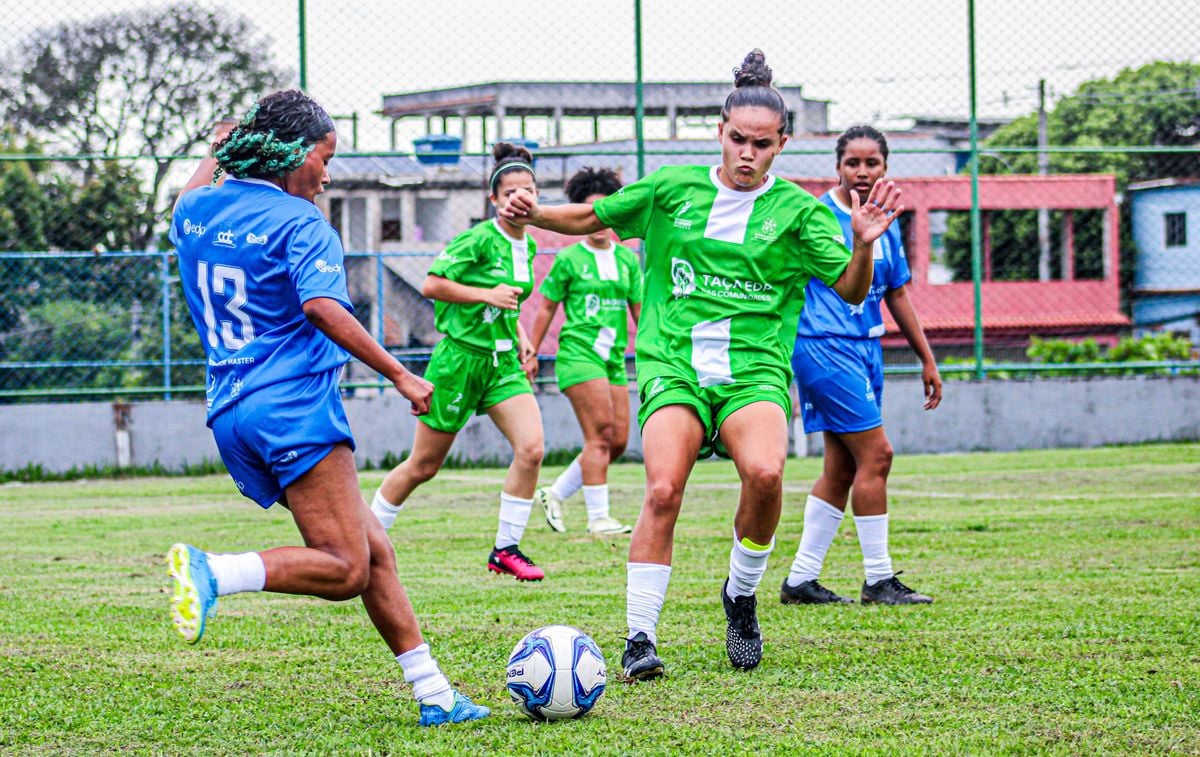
top-left (212, 90), bottom-right (335, 179)
top-left (489, 141), bottom-right (536, 195)
top-left (721, 49), bottom-right (789, 134)
top-left (564, 166), bottom-right (622, 204)
top-left (835, 125), bottom-right (890, 166)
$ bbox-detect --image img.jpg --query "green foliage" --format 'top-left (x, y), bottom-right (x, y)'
top-left (2, 299), bottom-right (131, 393)
top-left (939, 356), bottom-right (1012, 380)
top-left (0, 2), bottom-right (287, 245)
top-left (1025, 333), bottom-right (1195, 376)
top-left (2, 447), bottom-right (1198, 752)
top-left (944, 61), bottom-right (1200, 285)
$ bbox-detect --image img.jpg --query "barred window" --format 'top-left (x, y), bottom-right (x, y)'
top-left (1165, 212), bottom-right (1187, 248)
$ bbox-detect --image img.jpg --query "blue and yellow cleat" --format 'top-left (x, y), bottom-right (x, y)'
top-left (418, 690), bottom-right (490, 727)
top-left (166, 543), bottom-right (218, 644)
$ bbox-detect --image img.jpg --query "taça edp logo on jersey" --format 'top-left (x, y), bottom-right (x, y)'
top-left (182, 219), bottom-right (206, 237)
top-left (314, 260), bottom-right (342, 273)
top-left (245, 232), bottom-right (268, 245)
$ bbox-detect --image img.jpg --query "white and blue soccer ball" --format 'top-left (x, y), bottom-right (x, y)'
top-left (506, 624), bottom-right (607, 721)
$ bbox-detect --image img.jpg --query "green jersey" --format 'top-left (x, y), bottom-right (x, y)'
top-left (593, 165), bottom-right (851, 388)
top-left (539, 241), bottom-right (643, 363)
top-left (427, 219), bottom-right (536, 353)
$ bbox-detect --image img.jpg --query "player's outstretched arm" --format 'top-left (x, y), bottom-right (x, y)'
top-left (500, 188), bottom-right (607, 236)
top-left (302, 297), bottom-right (433, 415)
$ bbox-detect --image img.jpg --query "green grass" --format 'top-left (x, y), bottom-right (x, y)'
top-left (1, 444), bottom-right (1198, 754)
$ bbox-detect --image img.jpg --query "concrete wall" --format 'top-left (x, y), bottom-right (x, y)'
top-left (2, 375), bottom-right (1197, 474)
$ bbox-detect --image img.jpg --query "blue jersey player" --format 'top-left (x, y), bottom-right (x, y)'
top-left (166, 90), bottom-right (487, 726)
top-left (781, 126), bottom-right (942, 607)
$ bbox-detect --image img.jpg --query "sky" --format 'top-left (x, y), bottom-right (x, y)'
top-left (3, 0), bottom-right (1197, 153)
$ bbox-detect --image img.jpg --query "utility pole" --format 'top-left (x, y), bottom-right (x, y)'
top-left (1037, 79), bottom-right (1051, 281)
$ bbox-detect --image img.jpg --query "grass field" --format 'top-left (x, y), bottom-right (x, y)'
top-left (1, 444), bottom-right (1198, 754)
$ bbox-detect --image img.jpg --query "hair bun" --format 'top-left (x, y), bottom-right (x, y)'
top-left (492, 141), bottom-right (533, 164)
top-left (733, 49), bottom-right (773, 88)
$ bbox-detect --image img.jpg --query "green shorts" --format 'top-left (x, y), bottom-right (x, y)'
top-left (422, 338), bottom-right (533, 433)
top-left (555, 346), bottom-right (629, 391)
top-left (636, 371), bottom-right (791, 459)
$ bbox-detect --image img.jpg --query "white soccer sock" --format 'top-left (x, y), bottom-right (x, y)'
top-left (854, 513), bottom-right (894, 586)
top-left (582, 484), bottom-right (610, 522)
top-left (626, 562), bottom-right (671, 644)
top-left (494, 491), bottom-right (533, 550)
top-left (370, 489), bottom-right (403, 531)
top-left (549, 457), bottom-right (584, 501)
top-left (726, 533), bottom-right (774, 599)
top-left (786, 495), bottom-right (845, 586)
top-left (396, 643), bottom-right (454, 710)
top-left (206, 551), bottom-right (266, 596)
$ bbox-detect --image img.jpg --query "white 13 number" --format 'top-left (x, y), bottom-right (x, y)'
top-left (197, 261), bottom-right (255, 350)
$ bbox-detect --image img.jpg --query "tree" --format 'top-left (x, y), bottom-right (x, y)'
top-left (945, 61), bottom-right (1200, 283)
top-left (0, 3), bottom-right (287, 247)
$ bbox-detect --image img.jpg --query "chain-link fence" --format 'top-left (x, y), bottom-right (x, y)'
top-left (1, 1), bottom-right (1197, 400)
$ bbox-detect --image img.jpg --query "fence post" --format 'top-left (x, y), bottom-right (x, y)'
top-left (298, 0), bottom-right (308, 91)
top-left (633, 0), bottom-right (645, 180)
top-left (161, 249), bottom-right (173, 400)
top-left (967, 0), bottom-right (985, 380)
top-left (376, 252), bottom-right (385, 395)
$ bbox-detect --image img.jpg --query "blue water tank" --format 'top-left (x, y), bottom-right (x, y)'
top-left (413, 134), bottom-right (462, 165)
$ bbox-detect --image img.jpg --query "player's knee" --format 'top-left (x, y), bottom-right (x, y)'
top-left (644, 479), bottom-right (684, 516)
top-left (609, 438), bottom-right (627, 460)
top-left (741, 459), bottom-right (784, 494)
top-left (368, 529), bottom-right (397, 571)
top-left (867, 442), bottom-right (894, 479)
top-left (409, 458), bottom-right (442, 484)
top-left (324, 559), bottom-right (370, 601)
top-left (514, 438), bottom-right (544, 468)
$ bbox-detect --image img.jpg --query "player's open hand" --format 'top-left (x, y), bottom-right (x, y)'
top-left (851, 180), bottom-right (904, 246)
top-left (500, 188), bottom-right (538, 223)
top-left (395, 371), bottom-right (434, 416)
top-left (923, 361), bottom-right (943, 410)
top-left (488, 284), bottom-right (522, 310)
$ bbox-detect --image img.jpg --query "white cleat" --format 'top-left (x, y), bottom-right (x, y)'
top-left (535, 487), bottom-right (566, 533)
top-left (587, 516), bottom-right (632, 536)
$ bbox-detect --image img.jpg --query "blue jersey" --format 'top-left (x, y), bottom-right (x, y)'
top-left (795, 190), bottom-right (911, 340)
top-left (170, 178), bottom-right (352, 425)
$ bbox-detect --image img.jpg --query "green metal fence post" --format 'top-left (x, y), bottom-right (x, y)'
top-left (634, 0), bottom-right (645, 180)
top-left (161, 250), bottom-right (173, 401)
top-left (298, 0), bottom-right (308, 91)
top-left (967, 0), bottom-right (985, 380)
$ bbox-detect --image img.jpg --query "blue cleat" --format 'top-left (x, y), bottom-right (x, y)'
top-left (166, 543), bottom-right (218, 644)
top-left (418, 690), bottom-right (490, 727)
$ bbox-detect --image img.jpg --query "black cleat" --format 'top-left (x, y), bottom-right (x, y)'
top-left (780, 578), bottom-right (854, 605)
top-left (861, 571), bottom-right (933, 605)
top-left (621, 632), bottom-right (665, 681)
top-left (721, 579), bottom-right (762, 671)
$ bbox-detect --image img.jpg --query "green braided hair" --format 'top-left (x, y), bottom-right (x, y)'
top-left (212, 91), bottom-right (335, 181)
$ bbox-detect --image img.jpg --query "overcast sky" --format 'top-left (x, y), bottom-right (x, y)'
top-left (4, 0), bottom-right (1197, 152)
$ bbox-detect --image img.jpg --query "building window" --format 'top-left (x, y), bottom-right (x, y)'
top-left (381, 198), bottom-right (402, 241)
top-left (1165, 212), bottom-right (1187, 247)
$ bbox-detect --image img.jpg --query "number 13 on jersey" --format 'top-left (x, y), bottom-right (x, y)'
top-left (198, 261), bottom-right (255, 350)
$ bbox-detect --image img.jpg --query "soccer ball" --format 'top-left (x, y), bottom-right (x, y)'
top-left (506, 625), bottom-right (607, 721)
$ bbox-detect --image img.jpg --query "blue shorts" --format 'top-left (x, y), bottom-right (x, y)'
top-left (210, 369), bottom-right (355, 508)
top-left (791, 336), bottom-right (884, 435)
